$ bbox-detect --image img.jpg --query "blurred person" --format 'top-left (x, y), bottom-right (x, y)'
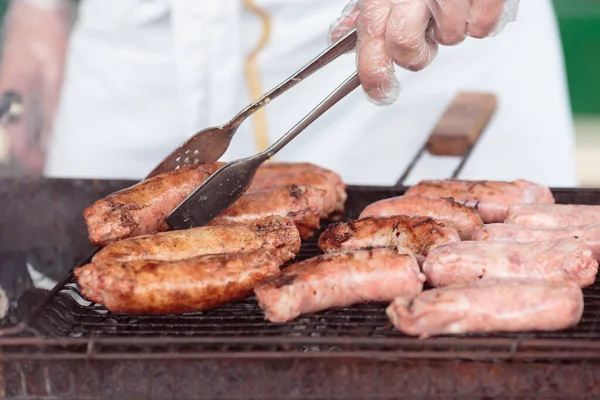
top-left (0, 0), bottom-right (578, 187)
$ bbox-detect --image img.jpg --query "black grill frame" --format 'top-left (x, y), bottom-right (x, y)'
top-left (3, 185), bottom-right (600, 399)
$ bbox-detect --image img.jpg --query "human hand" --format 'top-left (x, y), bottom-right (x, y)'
top-left (0, 0), bottom-right (72, 174)
top-left (330, 0), bottom-right (519, 105)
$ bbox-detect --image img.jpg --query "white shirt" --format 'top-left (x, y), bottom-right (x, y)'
top-left (45, 0), bottom-right (578, 187)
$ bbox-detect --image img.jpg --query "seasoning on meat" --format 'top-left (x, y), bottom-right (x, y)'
top-left (359, 195), bottom-right (483, 240)
top-left (75, 249), bottom-right (288, 315)
top-left (251, 168), bottom-right (346, 216)
top-left (83, 162), bottom-right (224, 246)
top-left (386, 279), bottom-right (584, 338)
top-left (92, 216), bottom-right (301, 266)
top-left (254, 247), bottom-right (425, 323)
top-left (317, 215), bottom-right (460, 264)
top-left (505, 204), bottom-right (600, 228)
top-left (423, 238), bottom-right (598, 288)
top-left (405, 179), bottom-right (555, 223)
top-left (208, 185), bottom-right (326, 239)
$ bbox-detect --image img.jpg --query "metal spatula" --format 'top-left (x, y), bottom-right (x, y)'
top-left (166, 71), bottom-right (360, 230)
top-left (144, 28), bottom-right (357, 180)
top-left (160, 30), bottom-right (360, 230)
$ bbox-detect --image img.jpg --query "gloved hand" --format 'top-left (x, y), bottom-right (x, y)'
top-left (0, 0), bottom-right (72, 174)
top-left (330, 0), bottom-right (520, 105)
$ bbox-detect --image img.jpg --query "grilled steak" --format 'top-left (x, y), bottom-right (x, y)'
top-left (250, 169), bottom-right (346, 216)
top-left (75, 249), bottom-right (286, 315)
top-left (92, 216), bottom-right (300, 265)
top-left (359, 195), bottom-right (482, 240)
top-left (209, 186), bottom-right (326, 239)
top-left (386, 279), bottom-right (584, 338)
top-left (405, 179), bottom-right (555, 223)
top-left (505, 204), bottom-right (600, 228)
top-left (83, 162), bottom-right (224, 246)
top-left (423, 238), bottom-right (598, 288)
top-left (254, 247), bottom-right (425, 323)
top-left (318, 215), bottom-right (460, 264)
top-left (472, 222), bottom-right (600, 259)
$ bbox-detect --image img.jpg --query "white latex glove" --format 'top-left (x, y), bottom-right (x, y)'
top-left (0, 0), bottom-right (72, 174)
top-left (330, 0), bottom-right (520, 105)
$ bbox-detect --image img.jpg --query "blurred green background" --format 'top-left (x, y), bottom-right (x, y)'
top-left (554, 2), bottom-right (600, 116)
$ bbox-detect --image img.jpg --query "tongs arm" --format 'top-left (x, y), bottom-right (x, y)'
top-left (229, 28), bottom-right (357, 130)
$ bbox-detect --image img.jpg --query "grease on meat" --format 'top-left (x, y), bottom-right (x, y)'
top-left (92, 216), bottom-right (301, 265)
top-left (83, 162), bottom-right (224, 246)
top-left (359, 195), bottom-right (483, 240)
top-left (318, 215), bottom-right (460, 264)
top-left (75, 249), bottom-right (287, 315)
top-left (209, 185), bottom-right (326, 239)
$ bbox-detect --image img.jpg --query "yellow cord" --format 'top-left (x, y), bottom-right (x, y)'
top-left (243, 0), bottom-right (272, 154)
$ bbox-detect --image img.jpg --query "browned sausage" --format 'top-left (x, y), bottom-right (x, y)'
top-left (75, 249), bottom-right (287, 315)
top-left (83, 162), bottom-right (224, 246)
top-left (254, 247), bottom-right (425, 323)
top-left (405, 179), bottom-right (555, 223)
top-left (359, 195), bottom-right (482, 240)
top-left (209, 185), bottom-right (326, 239)
top-left (386, 279), bottom-right (584, 338)
top-left (423, 238), bottom-right (598, 288)
top-left (250, 169), bottom-right (347, 216)
top-left (92, 216), bottom-right (301, 265)
top-left (318, 215), bottom-right (460, 264)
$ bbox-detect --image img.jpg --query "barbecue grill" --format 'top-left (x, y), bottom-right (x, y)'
top-left (2, 140), bottom-right (600, 399)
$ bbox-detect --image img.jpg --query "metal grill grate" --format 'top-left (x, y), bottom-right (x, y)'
top-left (20, 187), bottom-right (600, 344)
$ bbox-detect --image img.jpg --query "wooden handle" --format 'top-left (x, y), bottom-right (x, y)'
top-left (426, 92), bottom-right (498, 157)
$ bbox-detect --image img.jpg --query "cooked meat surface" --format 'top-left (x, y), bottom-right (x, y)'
top-left (318, 215), bottom-right (460, 263)
top-left (83, 162), bottom-right (224, 246)
top-left (92, 216), bottom-right (301, 265)
top-left (209, 186), bottom-right (326, 239)
top-left (405, 179), bottom-right (555, 223)
top-left (255, 162), bottom-right (344, 187)
top-left (251, 169), bottom-right (346, 216)
top-left (75, 249), bottom-right (286, 314)
top-left (359, 195), bottom-right (483, 240)
top-left (386, 279), bottom-right (584, 338)
top-left (505, 204), bottom-right (600, 228)
top-left (423, 239), bottom-right (598, 288)
top-left (472, 223), bottom-right (600, 259)
top-left (254, 247), bottom-right (425, 323)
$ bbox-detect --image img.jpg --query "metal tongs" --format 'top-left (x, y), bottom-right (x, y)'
top-left (148, 29), bottom-right (359, 230)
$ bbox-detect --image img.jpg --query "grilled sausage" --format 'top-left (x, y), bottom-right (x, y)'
top-left (255, 162), bottom-right (344, 188)
top-left (83, 162), bottom-right (224, 246)
top-left (423, 238), bottom-right (598, 288)
top-left (75, 249), bottom-right (287, 315)
top-left (472, 223), bottom-right (600, 259)
top-left (254, 247), bottom-right (425, 323)
top-left (359, 195), bottom-right (482, 240)
top-left (505, 204), bottom-right (600, 228)
top-left (209, 186), bottom-right (326, 239)
top-left (386, 279), bottom-right (584, 338)
top-left (251, 169), bottom-right (347, 216)
top-left (318, 215), bottom-right (460, 264)
top-left (92, 216), bottom-right (301, 266)
top-left (405, 179), bottom-right (555, 223)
